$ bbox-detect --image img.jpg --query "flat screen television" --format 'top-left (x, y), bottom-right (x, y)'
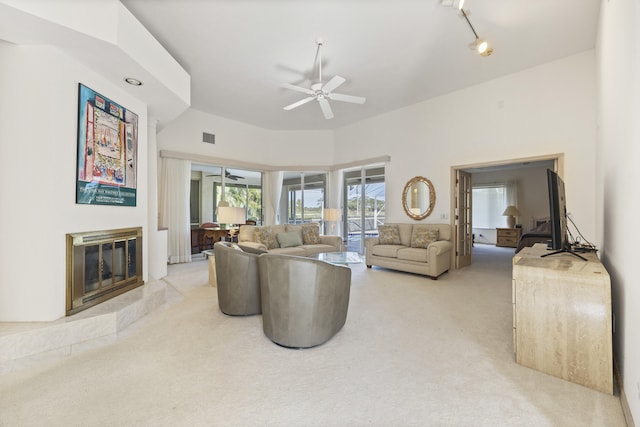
top-left (546, 169), bottom-right (568, 251)
top-left (543, 169), bottom-right (586, 260)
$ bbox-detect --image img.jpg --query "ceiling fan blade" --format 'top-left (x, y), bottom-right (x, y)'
top-left (282, 83), bottom-right (315, 95)
top-left (329, 93), bottom-right (366, 104)
top-left (318, 98), bottom-right (334, 120)
top-left (283, 96), bottom-right (316, 111)
top-left (322, 75), bottom-right (346, 93)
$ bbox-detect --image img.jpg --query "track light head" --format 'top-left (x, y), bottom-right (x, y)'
top-left (444, 0), bottom-right (493, 57)
top-left (471, 38), bottom-right (493, 56)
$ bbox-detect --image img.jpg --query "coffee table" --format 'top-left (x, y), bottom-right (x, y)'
top-left (311, 251), bottom-right (362, 265)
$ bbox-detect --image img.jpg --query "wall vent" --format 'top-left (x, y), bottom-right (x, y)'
top-left (202, 132), bottom-right (215, 144)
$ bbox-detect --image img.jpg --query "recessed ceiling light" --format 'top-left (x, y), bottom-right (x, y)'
top-left (124, 77), bottom-right (143, 86)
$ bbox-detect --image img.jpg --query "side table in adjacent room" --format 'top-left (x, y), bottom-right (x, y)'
top-left (496, 227), bottom-right (521, 248)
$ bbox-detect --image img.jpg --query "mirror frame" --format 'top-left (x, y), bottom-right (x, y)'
top-left (402, 176), bottom-right (436, 221)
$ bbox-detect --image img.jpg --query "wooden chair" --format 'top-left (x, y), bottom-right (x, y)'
top-left (200, 222), bottom-right (219, 250)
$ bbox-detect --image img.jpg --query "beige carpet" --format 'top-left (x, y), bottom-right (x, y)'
top-left (0, 245), bottom-right (626, 426)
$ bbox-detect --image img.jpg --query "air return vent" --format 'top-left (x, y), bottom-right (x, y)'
top-left (202, 132), bottom-right (215, 144)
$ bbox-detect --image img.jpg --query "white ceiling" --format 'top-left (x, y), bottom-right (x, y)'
top-left (121, 0), bottom-right (600, 131)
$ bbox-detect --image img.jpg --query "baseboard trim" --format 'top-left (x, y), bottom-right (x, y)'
top-left (615, 358), bottom-right (636, 427)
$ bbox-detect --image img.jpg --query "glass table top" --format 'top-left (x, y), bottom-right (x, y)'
top-left (311, 251), bottom-right (363, 265)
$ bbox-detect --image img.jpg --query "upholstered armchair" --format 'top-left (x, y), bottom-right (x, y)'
top-left (258, 254), bottom-right (351, 348)
top-left (213, 241), bottom-right (261, 316)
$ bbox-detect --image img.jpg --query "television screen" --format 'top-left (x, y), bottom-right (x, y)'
top-left (547, 169), bottom-right (569, 250)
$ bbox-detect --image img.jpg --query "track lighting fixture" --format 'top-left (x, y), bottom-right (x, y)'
top-left (442, 0), bottom-right (493, 57)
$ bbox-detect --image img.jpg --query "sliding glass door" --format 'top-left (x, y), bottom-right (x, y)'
top-left (283, 173), bottom-right (326, 224)
top-left (190, 164), bottom-right (263, 225)
top-left (344, 167), bottom-right (385, 253)
top-left (216, 180), bottom-right (262, 224)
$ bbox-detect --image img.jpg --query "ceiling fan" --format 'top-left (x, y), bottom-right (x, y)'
top-left (207, 169), bottom-right (244, 181)
top-left (282, 39), bottom-right (366, 120)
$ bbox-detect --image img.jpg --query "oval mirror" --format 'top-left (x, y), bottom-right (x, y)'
top-left (402, 176), bottom-right (436, 220)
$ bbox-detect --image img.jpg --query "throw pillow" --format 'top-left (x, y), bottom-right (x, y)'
top-left (277, 231), bottom-right (303, 248)
top-left (237, 243), bottom-right (268, 254)
top-left (254, 227), bottom-right (277, 249)
top-left (378, 225), bottom-right (402, 245)
top-left (411, 227), bottom-right (440, 248)
top-left (301, 224), bottom-right (321, 245)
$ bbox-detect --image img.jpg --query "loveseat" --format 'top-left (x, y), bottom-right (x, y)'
top-left (237, 223), bottom-right (344, 256)
top-left (364, 223), bottom-right (452, 279)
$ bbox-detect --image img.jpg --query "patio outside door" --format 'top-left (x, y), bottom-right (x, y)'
top-left (344, 167), bottom-right (385, 253)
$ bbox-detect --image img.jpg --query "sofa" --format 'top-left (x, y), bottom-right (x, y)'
top-left (237, 223), bottom-right (344, 256)
top-left (364, 223), bottom-right (452, 279)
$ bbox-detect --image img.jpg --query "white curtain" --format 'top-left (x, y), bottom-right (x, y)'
top-left (506, 180), bottom-right (518, 207)
top-left (265, 171), bottom-right (283, 225)
top-left (159, 158), bottom-right (192, 264)
top-left (329, 169), bottom-right (343, 209)
top-left (328, 169), bottom-right (344, 237)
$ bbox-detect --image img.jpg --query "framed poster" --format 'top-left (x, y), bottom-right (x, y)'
top-left (76, 83), bottom-right (138, 206)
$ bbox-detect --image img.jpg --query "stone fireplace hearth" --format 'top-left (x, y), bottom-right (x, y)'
top-left (66, 227), bottom-right (144, 315)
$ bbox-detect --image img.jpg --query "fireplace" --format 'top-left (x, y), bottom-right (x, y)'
top-left (66, 227), bottom-right (143, 315)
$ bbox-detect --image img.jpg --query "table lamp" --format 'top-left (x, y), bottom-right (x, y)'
top-left (323, 208), bottom-right (342, 235)
top-left (218, 206), bottom-right (246, 240)
top-left (502, 205), bottom-right (520, 228)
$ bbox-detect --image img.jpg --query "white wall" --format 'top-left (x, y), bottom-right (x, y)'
top-left (334, 52), bottom-right (597, 241)
top-left (597, 0), bottom-right (639, 423)
top-left (0, 43), bottom-right (148, 321)
top-left (157, 108), bottom-right (334, 167)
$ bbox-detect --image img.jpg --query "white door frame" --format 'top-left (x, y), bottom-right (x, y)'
top-left (449, 153), bottom-right (563, 269)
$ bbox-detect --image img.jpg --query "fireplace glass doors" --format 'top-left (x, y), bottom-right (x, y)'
top-left (67, 227), bottom-right (143, 315)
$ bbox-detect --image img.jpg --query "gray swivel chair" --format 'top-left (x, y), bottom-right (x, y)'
top-left (258, 254), bottom-right (351, 348)
top-left (214, 241), bottom-right (261, 315)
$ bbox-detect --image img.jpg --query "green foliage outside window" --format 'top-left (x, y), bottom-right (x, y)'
top-left (220, 185), bottom-right (262, 223)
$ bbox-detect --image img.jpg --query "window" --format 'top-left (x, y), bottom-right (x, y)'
top-left (215, 180), bottom-right (262, 224)
top-left (472, 184), bottom-right (506, 228)
top-left (190, 180), bottom-right (200, 226)
top-left (283, 173), bottom-right (326, 224)
top-left (190, 164), bottom-right (263, 225)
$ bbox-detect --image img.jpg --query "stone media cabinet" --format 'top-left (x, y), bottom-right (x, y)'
top-left (512, 243), bottom-right (612, 394)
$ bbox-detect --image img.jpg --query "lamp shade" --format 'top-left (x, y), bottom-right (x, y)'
top-left (215, 199), bottom-right (230, 215)
top-left (218, 206), bottom-right (246, 225)
top-left (502, 205), bottom-right (520, 217)
top-left (323, 208), bottom-right (342, 222)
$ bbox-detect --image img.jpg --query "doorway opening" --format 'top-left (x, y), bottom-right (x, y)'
top-left (450, 154), bottom-right (562, 269)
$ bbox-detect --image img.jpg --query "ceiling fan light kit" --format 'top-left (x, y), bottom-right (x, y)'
top-left (282, 39), bottom-right (366, 120)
